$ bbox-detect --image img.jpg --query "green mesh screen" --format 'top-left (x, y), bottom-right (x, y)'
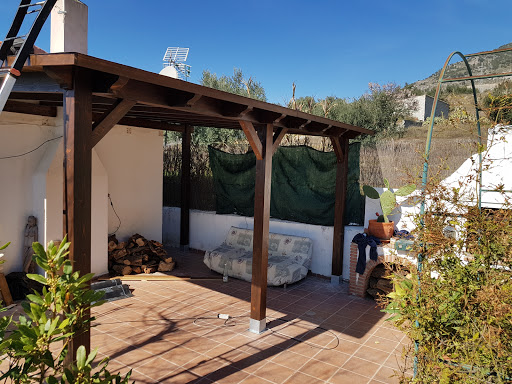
top-left (208, 144), bottom-right (363, 226)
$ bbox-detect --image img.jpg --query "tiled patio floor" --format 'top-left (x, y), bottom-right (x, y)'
top-left (2, 249), bottom-right (409, 383)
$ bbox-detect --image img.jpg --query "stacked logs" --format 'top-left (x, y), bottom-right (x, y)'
top-left (108, 234), bottom-right (175, 276)
top-left (367, 264), bottom-right (394, 299)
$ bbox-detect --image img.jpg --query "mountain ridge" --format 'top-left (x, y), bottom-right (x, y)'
top-left (411, 42), bottom-right (512, 93)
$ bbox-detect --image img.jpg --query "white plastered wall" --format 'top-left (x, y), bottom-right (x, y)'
top-left (1, 112), bottom-right (163, 276)
top-left (94, 125), bottom-right (163, 243)
top-left (163, 207), bottom-right (358, 280)
top-left (0, 112), bottom-right (60, 273)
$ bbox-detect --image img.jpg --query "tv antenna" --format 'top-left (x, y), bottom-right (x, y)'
top-left (160, 47), bottom-right (191, 81)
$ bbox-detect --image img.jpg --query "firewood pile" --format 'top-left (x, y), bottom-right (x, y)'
top-left (108, 234), bottom-right (175, 276)
top-left (366, 264), bottom-right (407, 299)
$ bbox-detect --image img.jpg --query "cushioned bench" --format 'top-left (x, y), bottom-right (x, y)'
top-left (203, 226), bottom-right (313, 286)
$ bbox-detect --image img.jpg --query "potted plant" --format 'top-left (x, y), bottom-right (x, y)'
top-left (362, 179), bottom-right (416, 241)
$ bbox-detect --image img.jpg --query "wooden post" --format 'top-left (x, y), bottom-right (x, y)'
top-left (331, 137), bottom-right (349, 283)
top-left (180, 125), bottom-right (192, 248)
top-left (250, 123), bottom-right (273, 333)
top-left (63, 67), bottom-right (92, 357)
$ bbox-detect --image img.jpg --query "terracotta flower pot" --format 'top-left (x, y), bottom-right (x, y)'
top-left (368, 220), bottom-right (395, 241)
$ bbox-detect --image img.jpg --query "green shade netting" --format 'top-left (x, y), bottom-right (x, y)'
top-left (208, 144), bottom-right (363, 226)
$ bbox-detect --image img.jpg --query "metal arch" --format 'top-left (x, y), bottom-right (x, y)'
top-left (421, 51), bottom-right (483, 214)
top-left (415, 46), bottom-right (512, 378)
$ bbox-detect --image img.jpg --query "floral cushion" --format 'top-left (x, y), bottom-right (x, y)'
top-left (203, 227), bottom-right (313, 286)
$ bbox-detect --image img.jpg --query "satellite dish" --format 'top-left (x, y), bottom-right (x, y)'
top-left (161, 47), bottom-right (191, 81)
top-left (159, 66), bottom-right (179, 79)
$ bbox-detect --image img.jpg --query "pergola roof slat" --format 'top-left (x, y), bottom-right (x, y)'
top-left (6, 53), bottom-right (372, 139)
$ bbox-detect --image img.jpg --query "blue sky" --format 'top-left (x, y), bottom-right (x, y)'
top-left (1, 0), bottom-right (510, 104)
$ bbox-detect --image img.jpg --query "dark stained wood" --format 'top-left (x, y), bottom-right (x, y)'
top-left (330, 137), bottom-right (349, 277)
top-left (91, 99), bottom-right (136, 147)
top-left (180, 125), bottom-right (192, 247)
top-left (43, 66), bottom-right (74, 90)
top-left (3, 100), bottom-right (56, 117)
top-left (0, 274), bottom-right (13, 306)
top-left (251, 123), bottom-right (273, 321)
top-left (272, 127), bottom-right (288, 155)
top-left (239, 120), bottom-right (263, 160)
top-left (14, 53), bottom-right (373, 137)
top-left (10, 91), bottom-right (63, 102)
top-left (62, 67), bottom-right (92, 357)
top-left (91, 113), bottom-right (185, 132)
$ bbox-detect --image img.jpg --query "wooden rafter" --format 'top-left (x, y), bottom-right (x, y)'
top-left (240, 120), bottom-right (263, 160)
top-left (91, 99), bottom-right (136, 147)
top-left (272, 127), bottom-right (288, 155)
top-left (3, 100), bottom-right (56, 117)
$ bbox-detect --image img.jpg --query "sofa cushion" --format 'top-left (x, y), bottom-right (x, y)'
top-left (225, 227), bottom-right (253, 252)
top-left (204, 227), bottom-right (313, 286)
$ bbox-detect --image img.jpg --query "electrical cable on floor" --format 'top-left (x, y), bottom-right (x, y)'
top-left (0, 135), bottom-right (62, 160)
top-left (192, 314), bottom-right (340, 350)
top-left (108, 193), bottom-right (121, 236)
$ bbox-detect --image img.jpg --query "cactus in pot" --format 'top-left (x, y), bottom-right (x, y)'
top-left (363, 179), bottom-right (416, 223)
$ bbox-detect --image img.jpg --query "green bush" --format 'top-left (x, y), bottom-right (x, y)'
top-left (483, 80), bottom-right (512, 125)
top-left (382, 158), bottom-right (512, 382)
top-left (0, 238), bottom-right (132, 383)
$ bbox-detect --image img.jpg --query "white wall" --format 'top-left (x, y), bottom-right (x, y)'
top-left (51, 0), bottom-right (88, 54)
top-left (163, 207), bottom-right (359, 280)
top-left (0, 112), bottom-right (60, 273)
top-left (1, 112), bottom-right (163, 276)
top-left (95, 126), bottom-right (163, 243)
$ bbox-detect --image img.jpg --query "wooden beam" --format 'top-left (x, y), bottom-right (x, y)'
top-left (250, 123), bottom-right (274, 332)
top-left (62, 67), bottom-right (92, 357)
top-left (330, 137), bottom-right (349, 277)
top-left (272, 127), bottom-right (288, 155)
top-left (180, 125), bottom-right (192, 247)
top-left (92, 113), bottom-right (185, 132)
top-left (239, 120), bottom-right (263, 160)
top-left (43, 66), bottom-right (74, 90)
top-left (3, 100), bottom-right (57, 117)
top-left (91, 99), bottom-right (136, 147)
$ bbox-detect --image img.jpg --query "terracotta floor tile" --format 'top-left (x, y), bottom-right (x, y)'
top-left (363, 336), bottom-right (399, 353)
top-left (332, 339), bottom-right (362, 355)
top-left (299, 358), bottom-right (339, 381)
top-left (214, 367), bottom-right (251, 383)
top-left (372, 366), bottom-right (400, 384)
top-left (84, 251), bottom-right (408, 383)
top-left (270, 350), bottom-right (311, 370)
top-left (188, 357), bottom-right (228, 377)
top-left (234, 352), bottom-right (270, 373)
top-left (329, 368), bottom-right (371, 384)
top-left (282, 372), bottom-right (324, 384)
top-left (204, 363), bottom-right (244, 382)
top-left (253, 361), bottom-right (295, 383)
top-left (135, 356), bottom-right (180, 380)
top-left (341, 356), bottom-right (380, 379)
top-left (312, 349), bottom-right (351, 367)
top-left (161, 345), bottom-right (203, 367)
top-left (128, 368), bottom-right (157, 383)
top-left (158, 368), bottom-right (203, 383)
top-left (353, 345), bottom-right (392, 366)
top-left (114, 346), bottom-right (157, 369)
top-left (240, 374), bottom-right (274, 383)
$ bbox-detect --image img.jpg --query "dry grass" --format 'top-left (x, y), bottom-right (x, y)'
top-left (360, 137), bottom-right (481, 187)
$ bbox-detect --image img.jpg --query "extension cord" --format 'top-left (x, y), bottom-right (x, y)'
top-left (217, 313), bottom-right (230, 320)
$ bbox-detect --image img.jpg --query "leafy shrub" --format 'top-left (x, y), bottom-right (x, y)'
top-left (483, 80), bottom-right (512, 125)
top-left (0, 238), bottom-right (132, 383)
top-left (382, 147), bottom-right (512, 383)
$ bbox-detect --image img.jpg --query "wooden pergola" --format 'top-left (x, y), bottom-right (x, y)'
top-left (3, 52), bottom-right (372, 352)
